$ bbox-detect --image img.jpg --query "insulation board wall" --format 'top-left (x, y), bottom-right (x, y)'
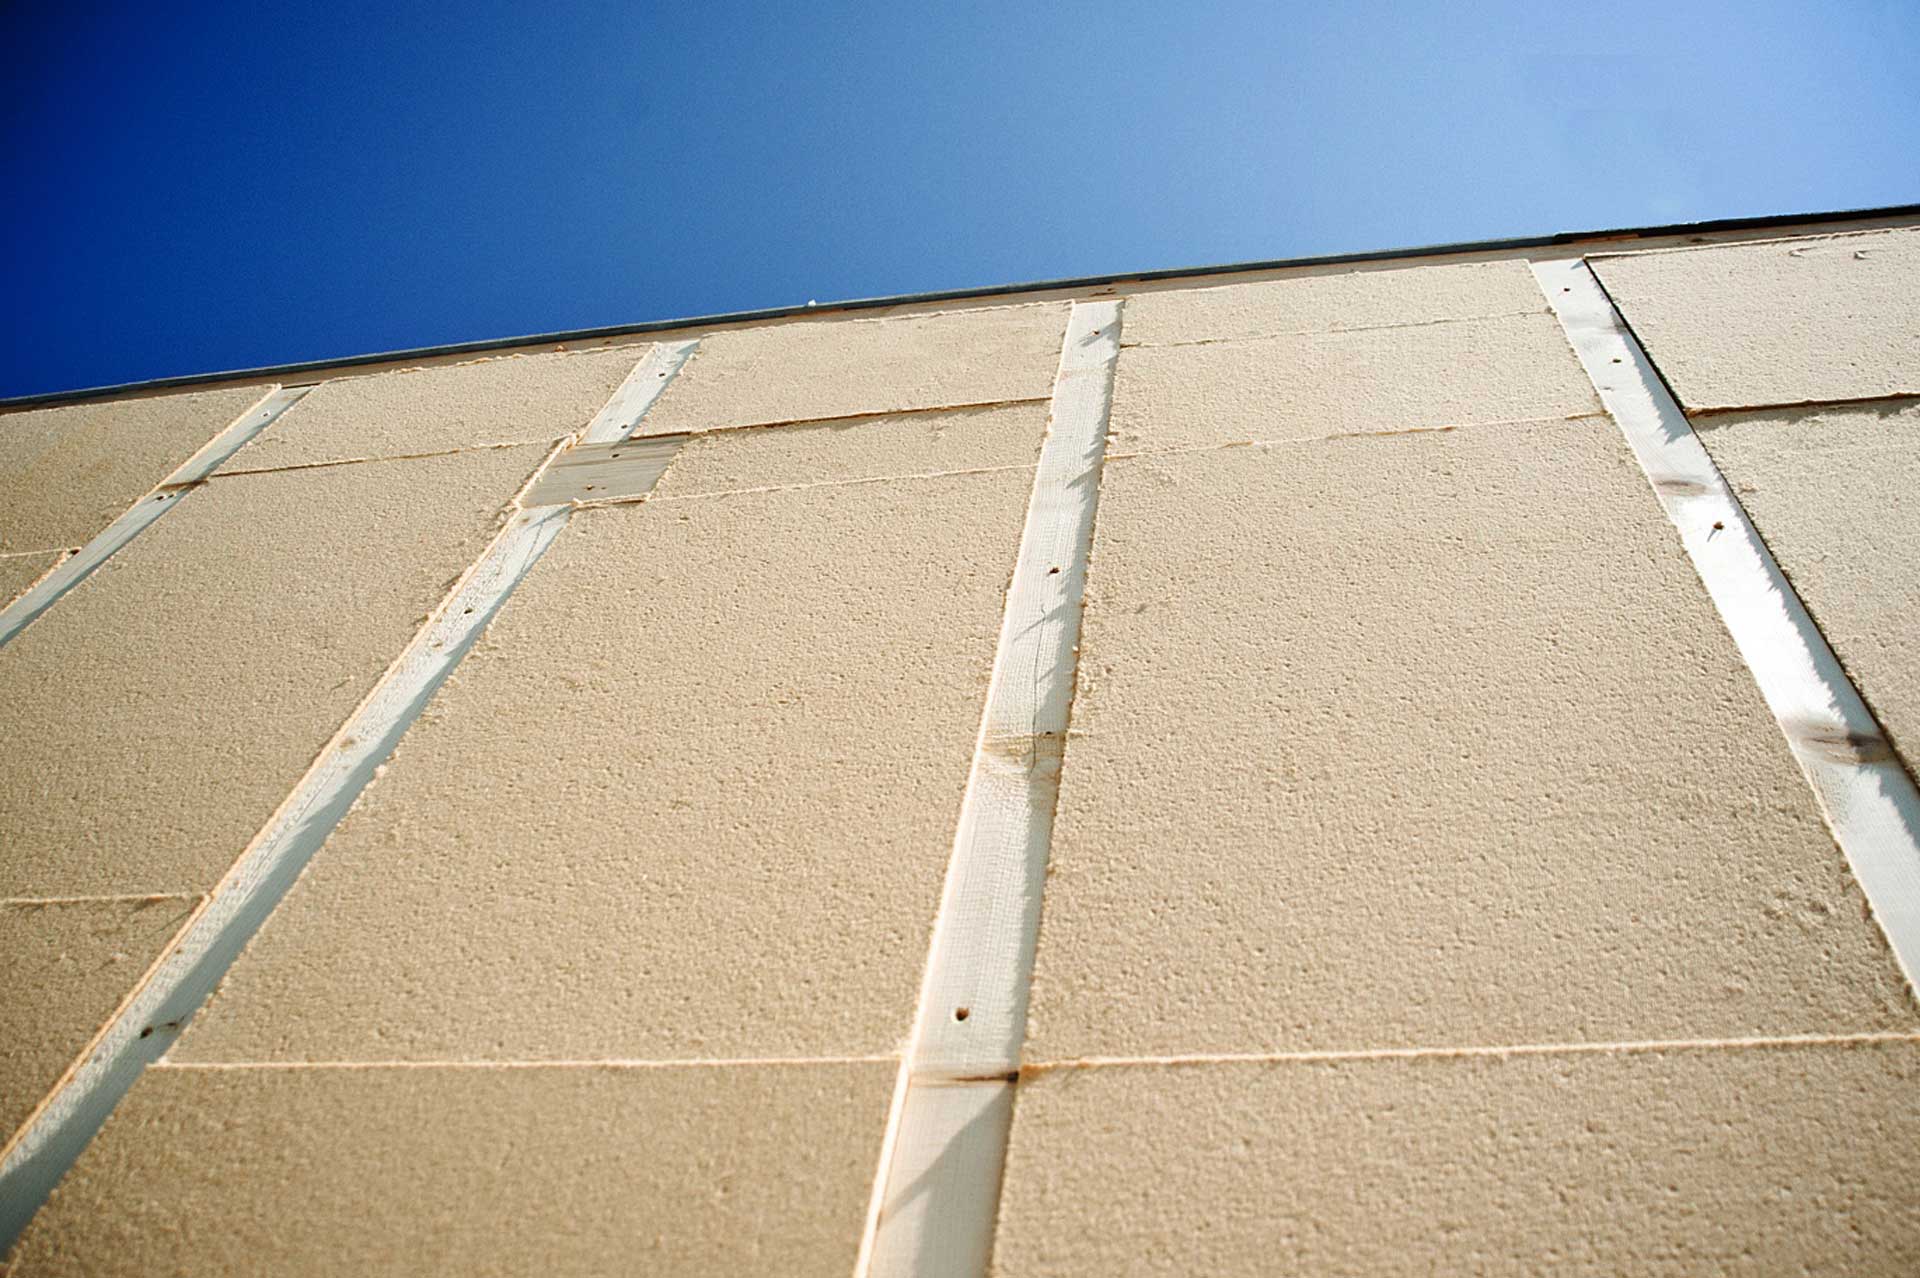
top-left (2, 220), bottom-right (1918, 1275)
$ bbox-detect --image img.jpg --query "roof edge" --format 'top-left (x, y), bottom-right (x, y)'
top-left (8, 200), bottom-right (1919, 411)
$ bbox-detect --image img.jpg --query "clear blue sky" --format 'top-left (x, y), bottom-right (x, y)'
top-left (3, 1), bottom-right (1916, 398)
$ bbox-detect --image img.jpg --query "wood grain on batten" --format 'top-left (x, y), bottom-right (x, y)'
top-left (522, 434), bottom-right (688, 507)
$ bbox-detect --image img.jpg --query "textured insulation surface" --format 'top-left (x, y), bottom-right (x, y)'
top-left (1592, 228), bottom-right (1920, 410)
top-left (1696, 401), bottom-right (1920, 778)
top-left (175, 460), bottom-right (1034, 1063)
top-left (0, 446), bottom-right (546, 897)
top-left (0, 552), bottom-right (65, 609)
top-left (1106, 311), bottom-right (1600, 454)
top-left (994, 1040), bottom-right (1920, 1276)
top-left (0, 386), bottom-right (265, 553)
top-left (216, 348), bottom-right (644, 470)
top-left (639, 303), bottom-right (1068, 434)
top-left (1024, 420), bottom-right (1915, 1061)
top-left (0, 898), bottom-right (198, 1145)
top-left (6, 235), bottom-right (1920, 1275)
top-left (11, 1061), bottom-right (894, 1277)
top-left (1120, 258), bottom-right (1547, 346)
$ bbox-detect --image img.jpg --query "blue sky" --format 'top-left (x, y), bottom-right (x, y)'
top-left (3, 1), bottom-right (1916, 398)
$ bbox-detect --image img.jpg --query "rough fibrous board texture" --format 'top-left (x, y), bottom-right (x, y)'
top-left (1023, 419), bottom-right (1916, 1061)
top-left (1120, 259), bottom-right (1548, 346)
top-left (0, 386), bottom-right (265, 553)
top-left (1696, 401), bottom-right (1920, 778)
top-left (0, 551), bottom-right (64, 609)
top-left (10, 1061), bottom-right (894, 1276)
top-left (0, 898), bottom-right (198, 1144)
top-left (9, 235), bottom-right (1920, 1273)
top-left (1591, 228), bottom-right (1920, 410)
top-left (175, 430), bottom-right (1038, 1063)
top-left (215, 348), bottom-right (644, 471)
top-left (993, 1041), bottom-right (1920, 1276)
top-left (638, 303), bottom-right (1068, 434)
top-left (651, 401), bottom-right (1047, 498)
top-left (0, 446), bottom-right (547, 897)
top-left (1106, 311), bottom-right (1600, 453)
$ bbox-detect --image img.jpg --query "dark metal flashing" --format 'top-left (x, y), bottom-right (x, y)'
top-left (7, 201), bottom-right (1918, 411)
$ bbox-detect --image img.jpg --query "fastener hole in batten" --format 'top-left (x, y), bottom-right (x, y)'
top-left (953, 1006), bottom-right (970, 1022)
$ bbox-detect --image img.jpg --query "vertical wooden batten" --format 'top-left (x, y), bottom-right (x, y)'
top-left (858, 299), bottom-right (1123, 1277)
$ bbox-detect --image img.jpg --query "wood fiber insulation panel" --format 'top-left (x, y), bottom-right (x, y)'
top-left (650, 401), bottom-right (1048, 498)
top-left (993, 1039), bottom-right (1920, 1276)
top-left (10, 1061), bottom-right (894, 1276)
top-left (0, 387), bottom-right (267, 554)
top-left (1695, 401), bottom-right (1920, 779)
top-left (1023, 419), bottom-right (1916, 1062)
top-left (0, 898), bottom-right (198, 1143)
top-left (0, 552), bottom-right (65, 609)
top-left (1106, 311), bottom-right (1601, 454)
top-left (173, 421), bottom-right (1042, 1063)
top-left (1120, 258), bottom-right (1548, 346)
top-left (1591, 228), bottom-right (1920, 410)
top-left (0, 445), bottom-right (550, 897)
top-left (637, 303), bottom-right (1069, 434)
top-left (215, 347), bottom-right (647, 471)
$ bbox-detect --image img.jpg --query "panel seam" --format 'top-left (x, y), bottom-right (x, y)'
top-left (1104, 410), bottom-right (1611, 462)
top-left (637, 395), bottom-right (1054, 440)
top-left (151, 1055), bottom-right (899, 1072)
top-left (1, 894), bottom-right (204, 908)
top-left (208, 437), bottom-right (562, 479)
top-left (1119, 305), bottom-right (1548, 349)
top-left (1688, 392), bottom-right (1920, 425)
top-left (636, 461), bottom-right (1042, 508)
top-left (1021, 1031), bottom-right (1920, 1075)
